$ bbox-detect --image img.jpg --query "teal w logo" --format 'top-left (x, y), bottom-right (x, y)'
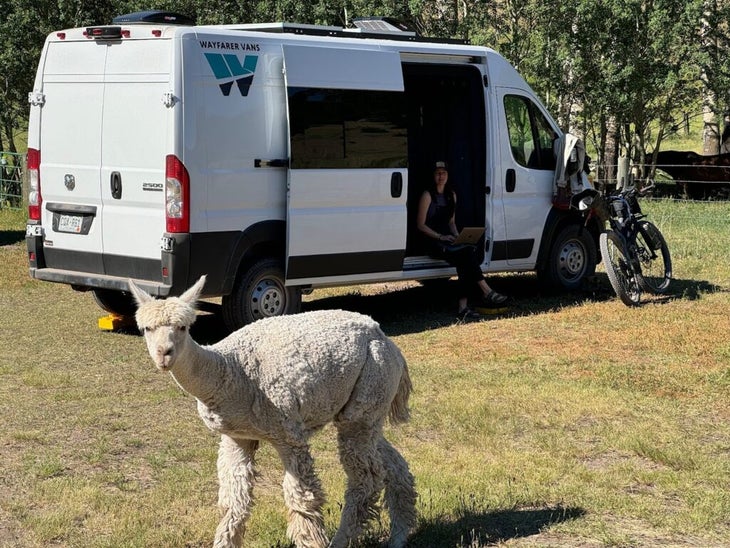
top-left (204, 53), bottom-right (258, 96)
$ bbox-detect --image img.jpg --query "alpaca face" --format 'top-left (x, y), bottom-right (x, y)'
top-left (127, 275), bottom-right (207, 372)
top-left (140, 323), bottom-right (190, 371)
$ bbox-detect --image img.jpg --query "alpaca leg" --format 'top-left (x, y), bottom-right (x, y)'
top-left (213, 435), bottom-right (258, 548)
top-left (330, 423), bottom-right (386, 548)
top-left (277, 444), bottom-right (329, 548)
top-left (378, 437), bottom-right (417, 548)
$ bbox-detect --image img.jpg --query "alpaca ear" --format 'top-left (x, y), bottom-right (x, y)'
top-left (180, 275), bottom-right (207, 305)
top-left (127, 279), bottom-right (153, 305)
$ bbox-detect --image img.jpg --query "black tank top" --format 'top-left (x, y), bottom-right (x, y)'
top-left (426, 190), bottom-right (455, 235)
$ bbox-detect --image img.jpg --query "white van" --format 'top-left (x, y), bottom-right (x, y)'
top-left (26, 11), bottom-right (601, 330)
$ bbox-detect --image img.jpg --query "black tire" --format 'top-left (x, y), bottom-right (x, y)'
top-left (92, 288), bottom-right (136, 316)
top-left (221, 258), bottom-right (301, 332)
top-left (539, 224), bottom-right (597, 291)
top-left (635, 220), bottom-right (672, 294)
top-left (599, 231), bottom-right (641, 306)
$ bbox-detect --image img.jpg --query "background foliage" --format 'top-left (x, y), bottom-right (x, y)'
top-left (2, 0), bottom-right (730, 174)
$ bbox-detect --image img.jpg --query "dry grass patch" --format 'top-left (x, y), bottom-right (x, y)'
top-left (2, 201), bottom-right (730, 547)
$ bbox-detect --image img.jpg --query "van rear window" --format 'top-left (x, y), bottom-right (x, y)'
top-left (288, 88), bottom-right (407, 170)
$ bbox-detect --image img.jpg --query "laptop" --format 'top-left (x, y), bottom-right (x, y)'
top-left (452, 227), bottom-right (485, 245)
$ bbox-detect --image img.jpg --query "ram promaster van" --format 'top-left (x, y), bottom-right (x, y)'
top-left (26, 11), bottom-right (601, 330)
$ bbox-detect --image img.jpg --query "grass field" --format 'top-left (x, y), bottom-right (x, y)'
top-left (1, 201), bottom-right (729, 547)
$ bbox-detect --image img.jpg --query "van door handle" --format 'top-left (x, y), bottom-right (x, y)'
top-left (506, 169), bottom-right (516, 193)
top-left (254, 158), bottom-right (289, 168)
top-left (110, 171), bottom-right (122, 199)
top-left (390, 172), bottom-right (403, 198)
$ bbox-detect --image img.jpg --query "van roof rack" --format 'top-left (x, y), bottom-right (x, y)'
top-left (351, 17), bottom-right (415, 35)
top-left (240, 20), bottom-right (468, 45)
top-left (112, 10), bottom-right (196, 26)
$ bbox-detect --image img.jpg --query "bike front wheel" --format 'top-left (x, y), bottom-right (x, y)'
top-left (600, 230), bottom-right (641, 306)
top-left (635, 220), bottom-right (672, 294)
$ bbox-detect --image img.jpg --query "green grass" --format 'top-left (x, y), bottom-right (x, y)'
top-left (1, 202), bottom-right (729, 547)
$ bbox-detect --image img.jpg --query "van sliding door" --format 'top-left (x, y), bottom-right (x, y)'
top-left (283, 45), bottom-right (408, 285)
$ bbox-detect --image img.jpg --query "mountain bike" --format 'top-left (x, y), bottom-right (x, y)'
top-left (598, 184), bottom-right (672, 306)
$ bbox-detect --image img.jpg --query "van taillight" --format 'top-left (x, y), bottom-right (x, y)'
top-left (165, 155), bottom-right (190, 233)
top-left (27, 148), bottom-right (41, 220)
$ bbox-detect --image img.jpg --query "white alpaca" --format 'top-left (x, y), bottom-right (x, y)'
top-left (128, 275), bottom-right (417, 548)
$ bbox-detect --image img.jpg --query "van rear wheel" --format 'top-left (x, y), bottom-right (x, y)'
top-left (221, 258), bottom-right (301, 332)
top-left (92, 288), bottom-right (136, 316)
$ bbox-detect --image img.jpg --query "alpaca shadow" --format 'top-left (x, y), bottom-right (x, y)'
top-left (0, 229), bottom-right (24, 246)
top-left (406, 506), bottom-right (586, 547)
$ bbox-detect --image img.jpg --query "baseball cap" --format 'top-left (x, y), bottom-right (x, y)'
top-left (434, 161), bottom-right (448, 171)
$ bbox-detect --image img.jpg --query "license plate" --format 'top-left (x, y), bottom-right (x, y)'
top-left (58, 214), bottom-right (83, 233)
top-left (26, 225), bottom-right (43, 237)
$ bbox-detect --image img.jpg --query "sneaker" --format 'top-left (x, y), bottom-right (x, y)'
top-left (457, 307), bottom-right (481, 321)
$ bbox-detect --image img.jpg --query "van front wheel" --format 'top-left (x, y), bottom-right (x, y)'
top-left (221, 258), bottom-right (302, 332)
top-left (539, 224), bottom-right (596, 291)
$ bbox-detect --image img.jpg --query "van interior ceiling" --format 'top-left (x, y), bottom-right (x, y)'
top-left (403, 62), bottom-right (487, 256)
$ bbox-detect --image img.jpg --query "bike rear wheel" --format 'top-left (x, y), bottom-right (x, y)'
top-left (600, 230), bottom-right (641, 306)
top-left (635, 220), bottom-right (672, 294)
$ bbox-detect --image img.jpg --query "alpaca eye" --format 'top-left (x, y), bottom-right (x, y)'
top-left (179, 326), bottom-right (187, 332)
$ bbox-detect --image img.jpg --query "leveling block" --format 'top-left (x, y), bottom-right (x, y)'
top-left (98, 313), bottom-right (136, 331)
top-left (474, 305), bottom-right (510, 316)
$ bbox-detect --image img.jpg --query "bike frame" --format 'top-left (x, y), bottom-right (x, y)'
top-left (604, 191), bottom-right (645, 275)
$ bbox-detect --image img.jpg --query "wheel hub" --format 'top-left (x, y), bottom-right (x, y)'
top-left (251, 279), bottom-right (285, 317)
top-left (559, 241), bottom-right (585, 278)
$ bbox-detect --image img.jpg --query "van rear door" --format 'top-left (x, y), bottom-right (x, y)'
top-left (38, 41), bottom-right (106, 266)
top-left (100, 39), bottom-right (170, 276)
top-left (283, 45), bottom-right (408, 285)
top-left (37, 35), bottom-right (170, 281)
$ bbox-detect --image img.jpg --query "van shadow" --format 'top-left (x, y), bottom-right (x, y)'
top-left (185, 273), bottom-right (724, 344)
top-left (298, 274), bottom-right (613, 337)
top-left (405, 505), bottom-right (586, 547)
top-left (0, 229), bottom-right (24, 246)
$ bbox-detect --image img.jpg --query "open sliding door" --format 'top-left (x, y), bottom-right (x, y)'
top-left (283, 44), bottom-right (408, 285)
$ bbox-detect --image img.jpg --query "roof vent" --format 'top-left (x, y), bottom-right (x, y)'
top-left (351, 17), bottom-right (415, 36)
top-left (112, 10), bottom-right (196, 26)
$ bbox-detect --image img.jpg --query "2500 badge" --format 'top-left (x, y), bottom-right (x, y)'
top-left (143, 182), bottom-right (164, 192)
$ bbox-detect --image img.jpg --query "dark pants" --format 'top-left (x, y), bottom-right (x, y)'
top-left (433, 243), bottom-right (485, 299)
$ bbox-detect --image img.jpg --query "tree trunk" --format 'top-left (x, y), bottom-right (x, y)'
top-left (721, 115), bottom-right (730, 154)
top-left (703, 102), bottom-right (720, 155)
top-left (602, 115), bottom-right (619, 186)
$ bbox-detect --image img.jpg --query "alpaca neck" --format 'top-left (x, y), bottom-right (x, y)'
top-left (168, 337), bottom-right (226, 403)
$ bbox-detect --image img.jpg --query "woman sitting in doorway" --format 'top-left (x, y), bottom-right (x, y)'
top-left (416, 160), bottom-right (508, 320)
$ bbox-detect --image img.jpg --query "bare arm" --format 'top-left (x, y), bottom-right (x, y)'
top-left (416, 192), bottom-right (443, 240)
top-left (447, 193), bottom-right (458, 237)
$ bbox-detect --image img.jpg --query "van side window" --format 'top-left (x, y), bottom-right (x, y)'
top-left (288, 88), bottom-right (407, 169)
top-left (504, 95), bottom-right (557, 171)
